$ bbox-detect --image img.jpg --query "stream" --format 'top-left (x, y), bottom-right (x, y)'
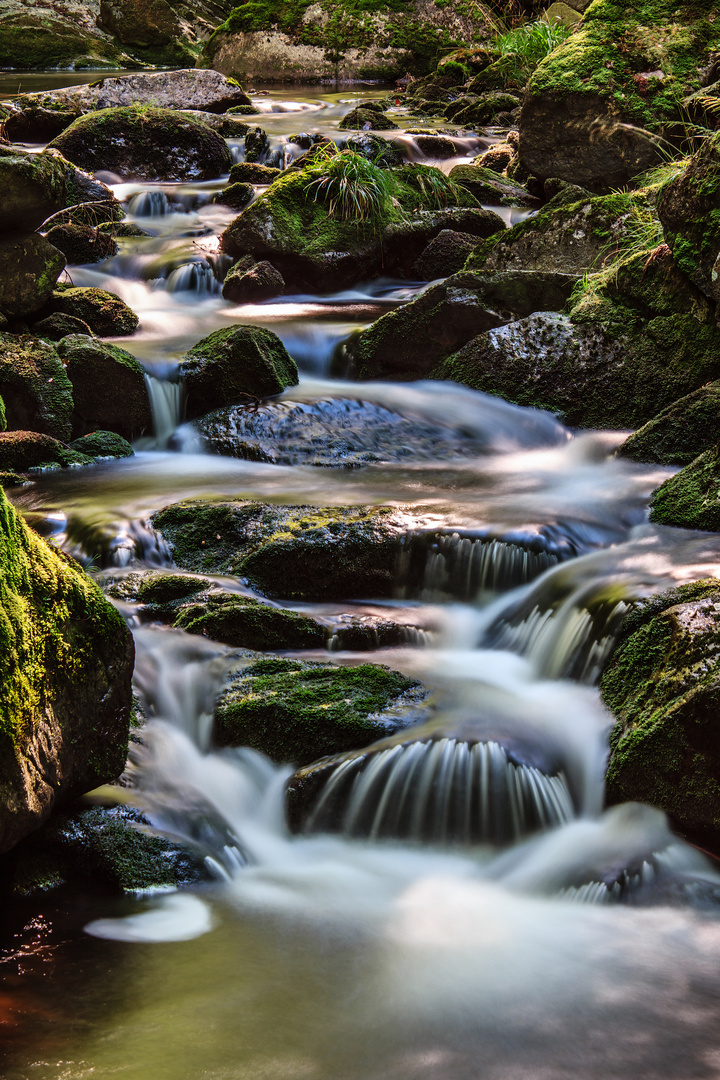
top-left (4, 79), bottom-right (720, 1080)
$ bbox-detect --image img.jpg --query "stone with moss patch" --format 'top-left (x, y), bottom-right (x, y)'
top-left (221, 260), bottom-right (285, 303)
top-left (69, 430), bottom-right (134, 459)
top-left (32, 313), bottom-right (94, 341)
top-left (0, 432), bottom-right (93, 472)
top-left (57, 335), bottom-right (151, 441)
top-left (0, 334), bottom-right (73, 441)
top-left (48, 286), bottom-right (139, 337)
top-left (44, 224), bottom-right (118, 267)
top-left (48, 106), bottom-right (233, 183)
top-left (0, 234), bottom-right (66, 320)
top-left (0, 151), bottom-right (68, 234)
top-left (173, 592), bottom-right (326, 650)
top-left (448, 164), bottom-right (536, 208)
top-left (0, 488), bottom-right (134, 851)
top-left (0, 13), bottom-right (126, 75)
top-left (618, 383), bottom-right (720, 466)
top-left (213, 182), bottom-right (255, 211)
top-left (213, 656), bottom-right (422, 766)
top-left (602, 580), bottom-right (720, 847)
top-left (649, 444), bottom-right (720, 532)
top-left (152, 499), bottom-right (408, 600)
top-left (229, 162), bottom-right (282, 184)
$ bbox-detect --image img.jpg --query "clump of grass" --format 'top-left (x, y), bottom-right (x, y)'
top-left (493, 18), bottom-right (571, 79)
top-left (396, 163), bottom-right (475, 211)
top-left (302, 147), bottom-right (397, 224)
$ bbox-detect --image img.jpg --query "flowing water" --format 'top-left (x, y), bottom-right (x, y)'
top-left (4, 81), bottom-right (720, 1080)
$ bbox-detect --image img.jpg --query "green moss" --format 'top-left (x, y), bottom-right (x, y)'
top-left (174, 593), bottom-right (326, 650)
top-left (0, 16), bottom-right (127, 71)
top-left (49, 288), bottom-right (138, 337)
top-left (68, 431), bottom-right (134, 460)
top-left (0, 488), bottom-right (128, 757)
top-left (213, 657), bottom-right (420, 765)
top-left (617, 381), bottom-right (720, 465)
top-left (0, 333), bottom-right (73, 442)
top-left (649, 443), bottom-right (720, 531)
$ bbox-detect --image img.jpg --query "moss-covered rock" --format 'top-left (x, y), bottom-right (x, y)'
top-left (98, 0), bottom-right (182, 47)
top-left (412, 230), bottom-right (493, 280)
top-left (228, 162), bottom-right (282, 184)
top-left (69, 430), bottom-right (135, 459)
top-left (0, 234), bottom-right (66, 320)
top-left (213, 181), bottom-right (255, 211)
top-left (31, 313), bottom-right (94, 341)
top-left (0, 152), bottom-right (68, 234)
top-left (447, 91), bottom-right (521, 128)
top-left (220, 164), bottom-right (503, 291)
top-left (179, 325), bottom-right (298, 420)
top-left (0, 488), bottom-right (134, 851)
top-left (221, 259), bottom-right (285, 303)
top-left (44, 224), bottom-right (118, 266)
top-left (212, 657), bottom-right (422, 766)
top-left (338, 106), bottom-right (398, 130)
top-left (0, 334), bottom-right (73, 441)
top-left (48, 106), bottom-right (233, 183)
top-left (48, 287), bottom-right (139, 337)
top-left (0, 432), bottom-right (92, 472)
top-left (57, 335), bottom-right (152, 441)
top-left (448, 164), bottom-right (536, 208)
top-left (602, 580), bottom-right (720, 847)
top-left (617, 382), bottom-right (720, 466)
top-left (0, 12), bottom-right (126, 74)
top-left (352, 269), bottom-right (578, 381)
top-left (151, 500), bottom-right (407, 600)
top-left (519, 0), bottom-right (720, 190)
top-left (173, 592), bottom-right (326, 650)
top-left (657, 130), bottom-right (720, 304)
top-left (649, 444), bottom-right (720, 531)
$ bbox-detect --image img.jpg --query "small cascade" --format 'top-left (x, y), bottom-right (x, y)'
top-left (164, 261), bottom-right (220, 294)
top-left (397, 531), bottom-right (564, 602)
top-left (300, 738), bottom-right (575, 846)
top-left (128, 190), bottom-right (170, 217)
top-left (63, 514), bottom-right (173, 569)
top-left (144, 374), bottom-right (184, 449)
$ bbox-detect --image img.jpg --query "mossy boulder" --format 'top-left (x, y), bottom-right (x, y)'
top-left (447, 91), bottom-right (521, 128)
top-left (435, 245), bottom-right (720, 429)
top-left (411, 230), bottom-right (493, 280)
top-left (151, 500), bottom-right (408, 601)
top-left (338, 107), bottom-right (398, 131)
top-left (0, 432), bottom-right (92, 472)
top-left (44, 224), bottom-right (118, 266)
top-left (220, 165), bottom-right (503, 291)
top-left (98, 0), bottom-right (182, 47)
top-left (0, 13), bottom-right (127, 71)
top-left (212, 657), bottom-right (422, 766)
top-left (649, 444), bottom-right (720, 532)
top-left (48, 106), bottom-right (233, 183)
top-left (0, 334), bottom-right (73, 441)
top-left (0, 234), bottom-right (66, 320)
top-left (213, 182), bottom-right (255, 211)
top-left (32, 313), bottom-right (94, 341)
top-left (448, 164), bottom-right (536, 208)
top-left (173, 592), bottom-right (326, 650)
top-left (657, 131), bottom-right (720, 304)
top-left (466, 190), bottom-right (652, 276)
top-left (221, 260), bottom-right (285, 303)
top-left (228, 162), bottom-right (282, 184)
top-left (57, 335), bottom-right (152, 441)
top-left (602, 580), bottom-right (720, 847)
top-left (69, 430), bottom-right (134, 459)
top-left (352, 269), bottom-right (578, 381)
top-left (617, 382), bottom-right (720, 466)
top-left (519, 0), bottom-right (719, 190)
top-left (0, 488), bottom-right (134, 852)
top-left (47, 287), bottom-right (139, 337)
top-left (0, 152), bottom-right (68, 234)
top-left (179, 325), bottom-right (298, 420)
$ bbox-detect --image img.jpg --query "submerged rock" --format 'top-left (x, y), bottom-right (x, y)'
top-left (179, 324), bottom-right (298, 419)
top-left (213, 657), bottom-right (423, 766)
top-left (47, 286), bottom-right (139, 337)
top-left (0, 334), bottom-right (73, 441)
top-left (58, 335), bottom-right (152, 442)
top-left (48, 106), bottom-right (233, 183)
top-left (602, 580), bottom-right (720, 847)
top-left (618, 383), bottom-right (720, 466)
top-left (0, 488), bottom-right (134, 852)
top-left (151, 500), bottom-right (408, 601)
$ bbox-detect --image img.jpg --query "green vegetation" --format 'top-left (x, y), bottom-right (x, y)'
top-left (649, 444), bottom-right (720, 531)
top-left (491, 19), bottom-right (571, 83)
top-left (303, 148), bottom-right (398, 225)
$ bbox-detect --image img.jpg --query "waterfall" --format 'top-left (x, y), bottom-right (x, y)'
top-left (144, 373), bottom-right (184, 449)
top-left (128, 190), bottom-right (170, 217)
top-left (165, 262), bottom-right (220, 295)
top-left (302, 738), bottom-right (575, 846)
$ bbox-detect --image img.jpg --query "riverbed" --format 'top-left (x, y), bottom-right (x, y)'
top-left (3, 76), bottom-right (720, 1080)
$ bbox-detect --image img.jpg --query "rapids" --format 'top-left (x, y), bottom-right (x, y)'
top-left (3, 81), bottom-right (720, 1080)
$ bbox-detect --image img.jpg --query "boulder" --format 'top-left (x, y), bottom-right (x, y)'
top-left (338, 107), bottom-right (398, 131)
top-left (212, 657), bottom-right (422, 766)
top-left (649, 444), bottom-right (720, 532)
top-left (228, 162), bottom-right (282, 184)
top-left (352, 269), bottom-right (578, 381)
top-left (617, 383), bottom-right (720, 467)
top-left (449, 164), bottom-right (537, 208)
top-left (0, 488), bottom-right (134, 852)
top-left (172, 592), bottom-right (326, 650)
top-left (602, 580), bottom-right (720, 847)
top-left (179, 325), bottom-right (298, 419)
top-left (57, 335), bottom-right (152, 441)
top-left (519, 0), bottom-right (719, 190)
top-left (32, 313), bottom-right (94, 341)
top-left (413, 230), bottom-right (489, 280)
top-left (0, 234), bottom-right (65, 320)
top-left (98, 0), bottom-right (182, 47)
top-left (69, 430), bottom-right (134, 459)
top-left (0, 334), bottom-right (73, 441)
top-left (151, 500), bottom-right (408, 600)
top-left (0, 152), bottom-right (64, 235)
top-left (244, 126), bottom-right (270, 163)
top-left (221, 260), bottom-right (285, 303)
top-left (657, 132), bottom-right (720, 304)
top-left (48, 106), bottom-right (233, 182)
top-left (44, 225), bottom-right (118, 266)
top-left (0, 432), bottom-right (92, 472)
top-left (213, 182), bottom-right (254, 211)
top-left (0, 13), bottom-right (126, 73)
top-left (47, 287), bottom-right (139, 337)
top-left (446, 91), bottom-right (521, 127)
